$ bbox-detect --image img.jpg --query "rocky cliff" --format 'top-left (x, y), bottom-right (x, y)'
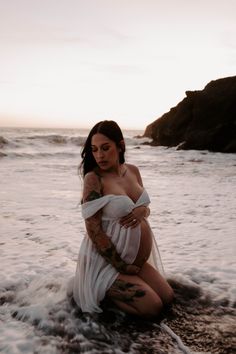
top-left (143, 76), bottom-right (236, 153)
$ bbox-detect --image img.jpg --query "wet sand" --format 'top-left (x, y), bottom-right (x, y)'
top-left (3, 279), bottom-right (235, 354)
top-left (164, 279), bottom-right (236, 354)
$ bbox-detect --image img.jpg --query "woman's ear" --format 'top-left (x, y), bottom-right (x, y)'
top-left (119, 139), bottom-right (125, 151)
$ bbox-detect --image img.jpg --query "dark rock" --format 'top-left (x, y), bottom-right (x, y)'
top-left (143, 76), bottom-right (236, 153)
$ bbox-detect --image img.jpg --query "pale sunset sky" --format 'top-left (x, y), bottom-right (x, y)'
top-left (0, 0), bottom-right (235, 130)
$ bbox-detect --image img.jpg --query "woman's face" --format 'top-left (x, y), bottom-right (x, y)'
top-left (91, 133), bottom-right (120, 171)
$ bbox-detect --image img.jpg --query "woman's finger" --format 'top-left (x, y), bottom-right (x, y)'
top-left (120, 213), bottom-right (134, 224)
top-left (120, 214), bottom-right (130, 222)
top-left (120, 212), bottom-right (142, 227)
top-left (124, 218), bottom-right (140, 228)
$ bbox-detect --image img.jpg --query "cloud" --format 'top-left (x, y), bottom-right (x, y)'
top-left (220, 30), bottom-right (236, 50)
top-left (79, 60), bottom-right (145, 76)
top-left (101, 26), bottom-right (133, 42)
top-left (0, 30), bottom-right (86, 45)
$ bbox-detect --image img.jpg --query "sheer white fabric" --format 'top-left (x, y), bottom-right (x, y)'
top-left (72, 189), bottom-right (164, 313)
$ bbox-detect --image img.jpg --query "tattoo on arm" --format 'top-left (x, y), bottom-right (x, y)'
top-left (85, 213), bottom-right (127, 272)
top-left (84, 190), bottom-right (102, 202)
top-left (107, 279), bottom-right (146, 302)
top-left (83, 171), bottom-right (128, 271)
top-left (83, 172), bottom-right (102, 203)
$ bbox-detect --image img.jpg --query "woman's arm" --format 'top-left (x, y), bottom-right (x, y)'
top-left (83, 172), bottom-right (140, 274)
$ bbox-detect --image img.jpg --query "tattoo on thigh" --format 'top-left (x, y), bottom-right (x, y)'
top-left (108, 279), bottom-right (146, 303)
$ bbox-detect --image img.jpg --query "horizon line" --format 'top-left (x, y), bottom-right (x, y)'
top-left (0, 124), bottom-right (145, 131)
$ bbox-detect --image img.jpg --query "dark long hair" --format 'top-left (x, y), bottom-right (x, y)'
top-left (80, 120), bottom-right (126, 177)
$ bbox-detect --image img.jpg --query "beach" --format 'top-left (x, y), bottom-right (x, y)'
top-left (0, 127), bottom-right (235, 353)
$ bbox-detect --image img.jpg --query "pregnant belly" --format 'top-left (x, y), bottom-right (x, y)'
top-left (133, 219), bottom-right (152, 267)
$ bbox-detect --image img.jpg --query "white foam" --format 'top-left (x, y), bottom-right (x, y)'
top-left (0, 128), bottom-right (236, 353)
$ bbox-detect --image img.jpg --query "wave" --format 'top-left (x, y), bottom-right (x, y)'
top-left (0, 151), bottom-right (79, 159)
top-left (24, 134), bottom-right (88, 146)
top-left (0, 133), bottom-right (86, 148)
top-left (0, 133), bottom-right (150, 147)
top-left (0, 131), bottom-right (151, 159)
top-left (1, 275), bottom-right (235, 354)
top-left (0, 136), bottom-right (9, 147)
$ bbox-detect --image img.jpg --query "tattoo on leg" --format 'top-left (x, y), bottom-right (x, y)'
top-left (108, 279), bottom-right (146, 303)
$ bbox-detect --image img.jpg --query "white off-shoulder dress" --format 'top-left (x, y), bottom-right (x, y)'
top-left (72, 189), bottom-right (164, 313)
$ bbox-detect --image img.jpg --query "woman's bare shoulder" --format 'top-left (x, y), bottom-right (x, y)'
top-left (126, 163), bottom-right (140, 175)
top-left (83, 171), bottom-right (102, 202)
top-left (84, 170), bottom-right (100, 183)
top-left (125, 163), bottom-right (143, 185)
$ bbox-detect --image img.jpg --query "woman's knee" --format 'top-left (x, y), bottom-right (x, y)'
top-left (137, 293), bottom-right (163, 319)
top-left (163, 284), bottom-right (174, 306)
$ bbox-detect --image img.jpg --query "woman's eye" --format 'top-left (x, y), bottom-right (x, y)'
top-left (102, 146), bottom-right (109, 151)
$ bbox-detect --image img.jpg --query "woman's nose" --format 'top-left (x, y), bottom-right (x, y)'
top-left (97, 149), bottom-right (104, 158)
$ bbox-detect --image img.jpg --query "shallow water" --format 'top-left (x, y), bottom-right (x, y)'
top-left (1, 127), bottom-right (236, 353)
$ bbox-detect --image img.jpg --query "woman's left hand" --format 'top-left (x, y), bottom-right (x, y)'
top-left (119, 206), bottom-right (147, 228)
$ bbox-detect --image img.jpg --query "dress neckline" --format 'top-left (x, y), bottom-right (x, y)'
top-left (102, 188), bottom-right (145, 204)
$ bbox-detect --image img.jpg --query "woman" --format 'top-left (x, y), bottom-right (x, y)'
top-left (73, 120), bottom-right (173, 318)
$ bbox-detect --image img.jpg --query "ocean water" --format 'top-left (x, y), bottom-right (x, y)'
top-left (0, 127), bottom-right (235, 354)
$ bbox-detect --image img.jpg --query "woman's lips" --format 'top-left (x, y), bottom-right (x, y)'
top-left (98, 161), bottom-right (108, 166)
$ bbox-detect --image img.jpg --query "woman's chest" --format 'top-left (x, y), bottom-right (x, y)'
top-left (102, 177), bottom-right (143, 203)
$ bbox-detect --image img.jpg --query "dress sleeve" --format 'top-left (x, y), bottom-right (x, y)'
top-left (81, 196), bottom-right (111, 219)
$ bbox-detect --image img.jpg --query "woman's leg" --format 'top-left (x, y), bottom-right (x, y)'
top-left (138, 262), bottom-right (174, 306)
top-left (106, 274), bottom-right (163, 318)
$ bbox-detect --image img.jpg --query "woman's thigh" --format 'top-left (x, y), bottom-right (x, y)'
top-left (138, 262), bottom-right (174, 306)
top-left (106, 274), bottom-right (163, 318)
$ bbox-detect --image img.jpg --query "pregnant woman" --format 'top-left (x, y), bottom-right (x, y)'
top-left (73, 120), bottom-right (173, 318)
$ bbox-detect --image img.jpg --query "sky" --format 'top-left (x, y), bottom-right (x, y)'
top-left (0, 0), bottom-right (236, 130)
